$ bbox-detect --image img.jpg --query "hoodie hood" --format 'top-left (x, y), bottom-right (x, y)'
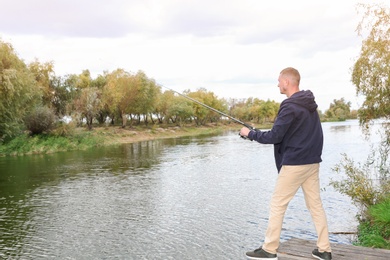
top-left (284, 90), bottom-right (318, 112)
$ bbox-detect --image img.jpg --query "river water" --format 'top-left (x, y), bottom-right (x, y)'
top-left (0, 120), bottom-right (380, 259)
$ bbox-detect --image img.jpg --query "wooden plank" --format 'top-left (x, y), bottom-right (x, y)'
top-left (278, 238), bottom-right (390, 260)
top-left (278, 253), bottom-right (311, 260)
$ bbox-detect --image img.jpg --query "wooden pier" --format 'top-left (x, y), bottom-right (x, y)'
top-left (277, 238), bottom-right (390, 260)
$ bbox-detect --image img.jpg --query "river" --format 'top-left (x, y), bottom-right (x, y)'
top-left (0, 120), bottom-right (380, 259)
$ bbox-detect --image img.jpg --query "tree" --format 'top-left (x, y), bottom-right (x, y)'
top-left (228, 97), bottom-right (279, 125)
top-left (0, 40), bottom-right (41, 141)
top-left (73, 87), bottom-right (101, 130)
top-left (155, 90), bottom-right (175, 123)
top-left (28, 59), bottom-right (55, 108)
top-left (103, 69), bottom-right (139, 128)
top-left (228, 98), bottom-right (249, 123)
top-left (91, 73), bottom-right (109, 124)
top-left (351, 3), bottom-right (390, 186)
top-left (352, 3), bottom-right (390, 129)
top-left (51, 74), bottom-right (80, 117)
top-left (166, 96), bottom-right (194, 126)
top-left (132, 71), bottom-right (161, 125)
top-left (77, 69), bottom-right (92, 89)
top-left (187, 88), bottom-right (226, 126)
top-left (208, 95), bottom-right (228, 124)
top-left (250, 99), bottom-right (279, 124)
top-left (331, 3), bottom-right (390, 221)
top-left (324, 98), bottom-right (351, 121)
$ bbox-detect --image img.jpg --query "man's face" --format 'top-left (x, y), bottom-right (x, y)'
top-left (277, 75), bottom-right (287, 95)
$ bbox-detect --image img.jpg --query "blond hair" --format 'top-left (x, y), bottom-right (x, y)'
top-left (280, 67), bottom-right (300, 86)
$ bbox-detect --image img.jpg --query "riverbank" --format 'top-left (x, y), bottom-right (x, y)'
top-left (0, 123), bottom-right (242, 156)
top-left (97, 124), bottom-right (238, 145)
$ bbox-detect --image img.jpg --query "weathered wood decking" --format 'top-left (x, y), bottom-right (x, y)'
top-left (277, 238), bottom-right (390, 260)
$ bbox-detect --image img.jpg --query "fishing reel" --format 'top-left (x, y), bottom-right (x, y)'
top-left (239, 133), bottom-right (252, 140)
top-left (239, 126), bottom-right (254, 141)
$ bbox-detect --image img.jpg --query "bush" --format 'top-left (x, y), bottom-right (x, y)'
top-left (24, 106), bottom-right (57, 135)
top-left (51, 121), bottom-right (76, 137)
top-left (330, 153), bottom-right (381, 216)
top-left (331, 144), bottom-right (390, 249)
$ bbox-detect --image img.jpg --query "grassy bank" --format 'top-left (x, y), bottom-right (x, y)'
top-left (0, 124), bottom-right (239, 156)
top-left (355, 197), bottom-right (390, 249)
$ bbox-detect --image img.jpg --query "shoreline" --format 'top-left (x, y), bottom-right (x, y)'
top-left (0, 124), bottom-right (241, 156)
top-left (98, 124), bottom-right (239, 145)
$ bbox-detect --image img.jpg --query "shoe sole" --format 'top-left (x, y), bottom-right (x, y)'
top-left (246, 255), bottom-right (278, 260)
top-left (312, 253), bottom-right (325, 260)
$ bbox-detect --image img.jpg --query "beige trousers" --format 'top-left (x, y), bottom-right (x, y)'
top-left (262, 163), bottom-right (332, 254)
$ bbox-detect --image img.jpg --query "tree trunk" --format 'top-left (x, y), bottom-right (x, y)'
top-left (121, 112), bottom-right (127, 128)
top-left (144, 114), bottom-right (148, 126)
top-left (86, 115), bottom-right (93, 130)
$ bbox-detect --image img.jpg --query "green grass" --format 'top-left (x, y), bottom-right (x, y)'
top-left (0, 124), bottom-right (233, 156)
top-left (355, 197), bottom-right (390, 249)
top-left (0, 132), bottom-right (104, 156)
top-left (0, 121), bottom-right (282, 157)
top-left (370, 198), bottom-right (390, 224)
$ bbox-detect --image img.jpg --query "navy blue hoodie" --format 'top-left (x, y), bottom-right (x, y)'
top-left (248, 90), bottom-right (323, 172)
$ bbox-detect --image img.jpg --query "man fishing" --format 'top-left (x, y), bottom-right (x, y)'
top-left (239, 67), bottom-right (332, 260)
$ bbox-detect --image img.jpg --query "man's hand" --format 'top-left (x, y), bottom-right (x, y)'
top-left (240, 127), bottom-right (251, 138)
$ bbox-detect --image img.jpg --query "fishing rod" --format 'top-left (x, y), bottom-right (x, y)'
top-left (160, 85), bottom-right (255, 137)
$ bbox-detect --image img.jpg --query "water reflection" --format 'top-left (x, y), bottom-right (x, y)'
top-left (0, 121), bottom-right (380, 259)
top-left (329, 125), bottom-right (351, 132)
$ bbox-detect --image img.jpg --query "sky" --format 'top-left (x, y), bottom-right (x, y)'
top-left (0, 0), bottom-right (384, 111)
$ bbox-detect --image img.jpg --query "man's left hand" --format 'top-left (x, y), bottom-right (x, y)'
top-left (240, 127), bottom-right (251, 137)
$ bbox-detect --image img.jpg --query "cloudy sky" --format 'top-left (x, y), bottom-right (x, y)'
top-left (0, 0), bottom-right (382, 111)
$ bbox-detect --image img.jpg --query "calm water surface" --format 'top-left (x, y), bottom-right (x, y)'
top-left (0, 120), bottom-right (379, 259)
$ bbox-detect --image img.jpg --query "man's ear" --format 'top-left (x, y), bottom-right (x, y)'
top-left (283, 77), bottom-right (289, 86)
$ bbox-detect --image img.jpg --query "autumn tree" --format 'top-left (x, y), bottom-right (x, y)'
top-left (69, 70), bottom-right (105, 128)
top-left (155, 90), bottom-right (174, 123)
top-left (103, 69), bottom-right (139, 128)
top-left (187, 88), bottom-right (226, 126)
top-left (187, 90), bottom-right (208, 125)
top-left (352, 4), bottom-right (390, 129)
top-left (331, 3), bottom-right (390, 225)
top-left (77, 69), bottom-right (92, 89)
top-left (167, 95), bottom-right (194, 125)
top-left (352, 3), bottom-right (390, 181)
top-left (248, 98), bottom-right (279, 124)
top-left (324, 98), bottom-right (351, 121)
top-left (228, 98), bottom-right (249, 123)
top-left (73, 87), bottom-right (101, 130)
top-left (207, 95), bottom-right (228, 124)
top-left (51, 74), bottom-right (80, 117)
top-left (354, 2), bottom-right (390, 186)
top-left (28, 59), bottom-right (55, 108)
top-left (0, 40), bottom-right (41, 141)
top-left (261, 100), bottom-right (279, 123)
top-left (91, 73), bottom-right (108, 124)
top-left (131, 71), bottom-right (161, 125)
top-left (228, 97), bottom-right (279, 125)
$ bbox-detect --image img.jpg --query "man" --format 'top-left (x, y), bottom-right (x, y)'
top-left (240, 67), bottom-right (332, 260)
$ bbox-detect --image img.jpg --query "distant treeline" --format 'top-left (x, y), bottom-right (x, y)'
top-left (0, 39), bottom-right (355, 142)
